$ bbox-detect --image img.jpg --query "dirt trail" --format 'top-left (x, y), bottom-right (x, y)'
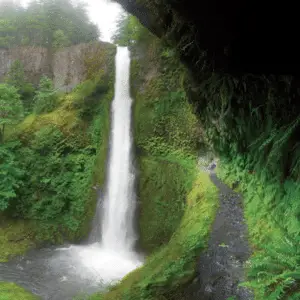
top-left (179, 171), bottom-right (253, 300)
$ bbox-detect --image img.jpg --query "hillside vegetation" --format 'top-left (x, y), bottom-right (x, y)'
top-left (0, 0), bottom-right (99, 49)
top-left (0, 44), bottom-right (116, 262)
top-left (0, 282), bottom-right (38, 300)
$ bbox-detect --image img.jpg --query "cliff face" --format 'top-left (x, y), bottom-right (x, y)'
top-left (0, 41), bottom-right (112, 90)
top-left (0, 46), bottom-right (51, 85)
top-left (53, 42), bottom-right (112, 92)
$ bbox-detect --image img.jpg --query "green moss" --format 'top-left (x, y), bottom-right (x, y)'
top-left (138, 155), bottom-right (196, 253)
top-left (84, 43), bottom-right (116, 81)
top-left (0, 282), bottom-right (38, 300)
top-left (0, 217), bottom-right (34, 262)
top-left (130, 36), bottom-right (202, 255)
top-left (89, 172), bottom-right (218, 300)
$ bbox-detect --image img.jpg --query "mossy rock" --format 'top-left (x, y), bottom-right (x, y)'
top-left (0, 217), bottom-right (35, 262)
top-left (0, 282), bottom-right (38, 300)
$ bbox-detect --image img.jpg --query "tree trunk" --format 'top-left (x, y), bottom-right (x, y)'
top-left (0, 124), bottom-right (5, 143)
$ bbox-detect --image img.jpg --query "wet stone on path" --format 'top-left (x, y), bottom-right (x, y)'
top-left (180, 172), bottom-right (253, 300)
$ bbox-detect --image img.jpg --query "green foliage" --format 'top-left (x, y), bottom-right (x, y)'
top-left (138, 155), bottom-right (195, 253)
top-left (133, 47), bottom-right (200, 157)
top-left (0, 282), bottom-right (38, 300)
top-left (69, 45), bottom-right (117, 121)
top-left (0, 216), bottom-right (34, 262)
top-left (0, 83), bottom-right (23, 142)
top-left (113, 14), bottom-right (151, 46)
top-left (20, 83), bottom-right (35, 113)
top-left (0, 142), bottom-right (24, 211)
top-left (72, 79), bottom-right (109, 120)
top-left (193, 73), bottom-right (300, 182)
top-left (131, 31), bottom-right (201, 256)
top-left (245, 238), bottom-right (300, 300)
top-left (0, 45), bottom-right (115, 251)
top-left (53, 29), bottom-right (70, 49)
top-left (217, 159), bottom-right (300, 299)
top-left (0, 0), bottom-right (99, 48)
top-left (11, 76), bottom-right (113, 241)
top-left (33, 76), bottom-right (58, 114)
top-left (5, 60), bottom-right (36, 113)
top-left (5, 60), bottom-right (25, 91)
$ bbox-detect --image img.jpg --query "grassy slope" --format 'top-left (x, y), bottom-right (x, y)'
top-left (0, 44), bottom-right (115, 262)
top-left (0, 282), bottom-right (38, 300)
top-left (0, 217), bottom-right (34, 262)
top-left (137, 156), bottom-right (194, 252)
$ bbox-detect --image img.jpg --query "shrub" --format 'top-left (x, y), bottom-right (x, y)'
top-left (34, 76), bottom-right (58, 114)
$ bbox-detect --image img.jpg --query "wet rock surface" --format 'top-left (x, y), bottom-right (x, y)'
top-left (180, 172), bottom-right (253, 300)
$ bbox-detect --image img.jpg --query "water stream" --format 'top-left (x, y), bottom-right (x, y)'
top-left (0, 46), bottom-right (142, 299)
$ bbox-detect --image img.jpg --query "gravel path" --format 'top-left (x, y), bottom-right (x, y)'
top-left (178, 171), bottom-right (253, 300)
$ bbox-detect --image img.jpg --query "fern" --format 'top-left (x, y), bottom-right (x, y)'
top-left (246, 236), bottom-right (300, 298)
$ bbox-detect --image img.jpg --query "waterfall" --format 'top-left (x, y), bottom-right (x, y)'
top-left (100, 46), bottom-right (137, 252)
top-left (74, 46), bottom-right (142, 284)
top-left (56, 46), bottom-right (142, 285)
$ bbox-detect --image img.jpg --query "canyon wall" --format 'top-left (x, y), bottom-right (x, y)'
top-left (0, 41), bottom-right (112, 91)
top-left (0, 46), bottom-right (51, 85)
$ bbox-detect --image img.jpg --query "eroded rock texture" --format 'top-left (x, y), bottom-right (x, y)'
top-left (116, 0), bottom-right (300, 76)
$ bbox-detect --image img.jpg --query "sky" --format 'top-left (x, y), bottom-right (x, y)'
top-left (13, 0), bottom-right (125, 42)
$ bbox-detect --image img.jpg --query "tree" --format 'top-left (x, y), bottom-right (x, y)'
top-left (33, 76), bottom-right (57, 114)
top-left (53, 29), bottom-right (70, 49)
top-left (5, 60), bottom-right (26, 90)
top-left (113, 14), bottom-right (151, 46)
top-left (5, 60), bottom-right (35, 112)
top-left (0, 142), bottom-right (24, 212)
top-left (0, 0), bottom-right (100, 49)
top-left (0, 84), bottom-right (23, 143)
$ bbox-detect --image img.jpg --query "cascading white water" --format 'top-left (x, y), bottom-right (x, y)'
top-left (68, 46), bottom-right (143, 284)
top-left (101, 46), bottom-right (137, 252)
top-left (66, 46), bottom-right (143, 285)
